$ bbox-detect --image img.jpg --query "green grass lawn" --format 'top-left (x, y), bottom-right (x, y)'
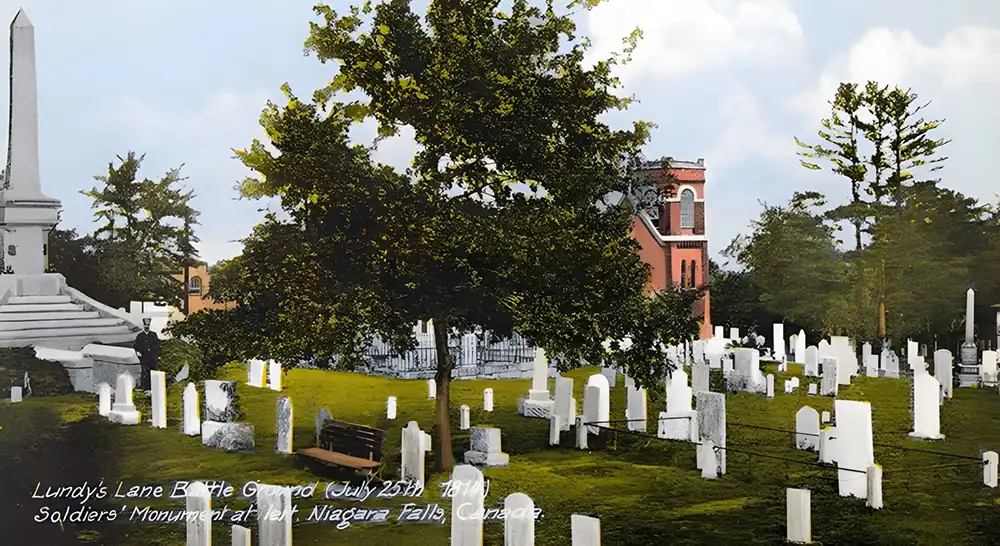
top-left (2, 361), bottom-right (1000, 545)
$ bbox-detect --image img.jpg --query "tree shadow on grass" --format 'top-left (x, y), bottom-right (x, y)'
top-left (0, 403), bottom-right (117, 544)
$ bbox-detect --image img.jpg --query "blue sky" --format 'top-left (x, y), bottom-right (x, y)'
top-left (4, 0), bottom-right (999, 265)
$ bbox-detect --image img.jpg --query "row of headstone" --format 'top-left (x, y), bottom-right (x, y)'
top-left (245, 359), bottom-right (283, 391)
top-left (447, 464), bottom-right (602, 545)
top-left (186, 481), bottom-right (291, 546)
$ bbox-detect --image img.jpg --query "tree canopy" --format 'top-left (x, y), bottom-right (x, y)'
top-left (179, 0), bottom-right (699, 472)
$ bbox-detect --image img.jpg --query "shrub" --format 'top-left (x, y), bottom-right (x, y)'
top-left (0, 347), bottom-right (74, 396)
top-left (158, 338), bottom-right (213, 381)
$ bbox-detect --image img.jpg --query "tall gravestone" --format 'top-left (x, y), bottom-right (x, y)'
top-left (959, 288), bottom-right (979, 386)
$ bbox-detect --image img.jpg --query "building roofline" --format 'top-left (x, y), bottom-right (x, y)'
top-left (642, 158), bottom-right (705, 170)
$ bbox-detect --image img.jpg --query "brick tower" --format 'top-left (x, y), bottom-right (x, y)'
top-left (631, 159), bottom-right (712, 339)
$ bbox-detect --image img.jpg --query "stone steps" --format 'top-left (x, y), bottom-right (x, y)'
top-left (0, 302), bottom-right (85, 313)
top-left (0, 317), bottom-right (123, 331)
top-left (0, 310), bottom-right (101, 321)
top-left (0, 329), bottom-right (137, 348)
top-left (6, 295), bottom-right (72, 305)
top-left (0, 324), bottom-right (133, 341)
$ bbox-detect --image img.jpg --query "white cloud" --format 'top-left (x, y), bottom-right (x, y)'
top-left (704, 86), bottom-right (795, 174)
top-left (583, 0), bottom-right (804, 85)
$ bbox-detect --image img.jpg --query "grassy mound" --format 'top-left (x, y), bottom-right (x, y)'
top-left (2, 359), bottom-right (1000, 544)
top-left (0, 347), bottom-right (74, 396)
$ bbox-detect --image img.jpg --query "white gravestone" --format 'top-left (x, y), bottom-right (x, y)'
top-left (459, 404), bottom-right (470, 430)
top-left (692, 341), bottom-right (705, 365)
top-left (786, 488), bottom-right (811, 543)
top-left (910, 373), bottom-right (944, 440)
top-left (705, 337), bottom-right (725, 369)
top-left (267, 359), bottom-right (282, 391)
top-left (204, 380), bottom-right (239, 422)
top-left (465, 426), bottom-right (509, 467)
top-left (247, 359), bottom-right (265, 387)
top-left (232, 525), bottom-right (251, 546)
top-left (97, 382), bottom-right (111, 416)
top-left (575, 415), bottom-right (588, 450)
top-left (691, 363), bottom-right (710, 393)
top-left (907, 339), bottom-right (923, 372)
top-left (527, 347), bottom-right (552, 404)
top-left (699, 439), bottom-right (719, 479)
top-left (695, 391), bottom-right (726, 475)
top-left (834, 400), bottom-right (874, 499)
top-left (584, 375), bottom-right (610, 434)
top-left (108, 372), bottom-right (140, 425)
top-left (773, 323), bottom-right (785, 361)
top-left (428, 379), bottom-right (436, 399)
top-left (766, 374), bottom-right (775, 398)
top-left (549, 414), bottom-right (561, 446)
top-left (450, 465), bottom-right (485, 545)
top-left (387, 396), bottom-right (397, 420)
top-left (553, 377), bottom-right (576, 432)
top-left (794, 330), bottom-right (806, 364)
top-left (10, 386), bottom-right (21, 402)
top-left (981, 351), bottom-right (998, 386)
top-left (819, 426), bottom-right (838, 464)
top-left (795, 406), bottom-right (820, 451)
top-left (150, 370), bottom-right (166, 428)
top-left (830, 336), bottom-right (856, 383)
top-left (504, 492), bottom-right (536, 546)
top-left (821, 411), bottom-right (830, 424)
top-left (882, 348), bottom-right (899, 378)
top-left (804, 346), bottom-right (819, 377)
top-left (784, 380), bottom-right (794, 394)
top-left (625, 383), bottom-right (647, 432)
top-left (807, 383), bottom-right (817, 395)
top-left (600, 365), bottom-right (617, 388)
top-left (862, 343), bottom-right (875, 377)
top-left (983, 451), bottom-right (998, 488)
top-left (729, 327), bottom-right (739, 340)
top-left (571, 514), bottom-right (601, 546)
top-left (182, 383), bottom-right (200, 436)
top-left (732, 348), bottom-right (765, 393)
top-left (185, 481), bottom-right (212, 546)
top-left (866, 464), bottom-right (883, 510)
top-left (821, 357), bottom-right (839, 396)
top-left (257, 484), bottom-right (293, 545)
top-left (401, 421), bottom-right (431, 486)
top-left (275, 396), bottom-right (293, 454)
top-left (714, 326), bottom-right (725, 339)
top-left (662, 368), bottom-right (696, 440)
top-left (483, 388), bottom-right (493, 412)
top-left (933, 350), bottom-right (953, 400)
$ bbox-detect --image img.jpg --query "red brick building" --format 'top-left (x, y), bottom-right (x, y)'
top-left (631, 158), bottom-right (712, 339)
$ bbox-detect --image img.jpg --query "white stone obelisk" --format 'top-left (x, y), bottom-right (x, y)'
top-left (960, 288), bottom-right (978, 368)
top-left (1, 9), bottom-right (60, 275)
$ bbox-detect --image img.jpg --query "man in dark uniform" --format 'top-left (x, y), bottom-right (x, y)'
top-left (133, 318), bottom-right (161, 392)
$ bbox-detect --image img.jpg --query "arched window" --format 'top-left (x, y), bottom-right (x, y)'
top-left (188, 276), bottom-right (202, 294)
top-left (680, 189), bottom-right (695, 229)
top-left (690, 260), bottom-right (697, 287)
top-left (680, 260), bottom-right (687, 288)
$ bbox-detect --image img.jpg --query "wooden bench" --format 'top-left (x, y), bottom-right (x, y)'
top-left (297, 419), bottom-right (385, 477)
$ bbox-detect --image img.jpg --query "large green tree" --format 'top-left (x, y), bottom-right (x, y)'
top-left (81, 152), bottom-right (201, 308)
top-left (723, 192), bottom-right (849, 336)
top-left (209, 0), bottom-right (697, 472)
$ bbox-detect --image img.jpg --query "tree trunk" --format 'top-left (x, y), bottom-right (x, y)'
top-left (432, 317), bottom-right (455, 473)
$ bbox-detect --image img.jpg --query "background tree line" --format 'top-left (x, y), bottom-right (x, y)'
top-left (712, 82), bottom-right (1000, 350)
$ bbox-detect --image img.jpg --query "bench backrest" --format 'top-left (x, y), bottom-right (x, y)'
top-left (319, 420), bottom-right (385, 461)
